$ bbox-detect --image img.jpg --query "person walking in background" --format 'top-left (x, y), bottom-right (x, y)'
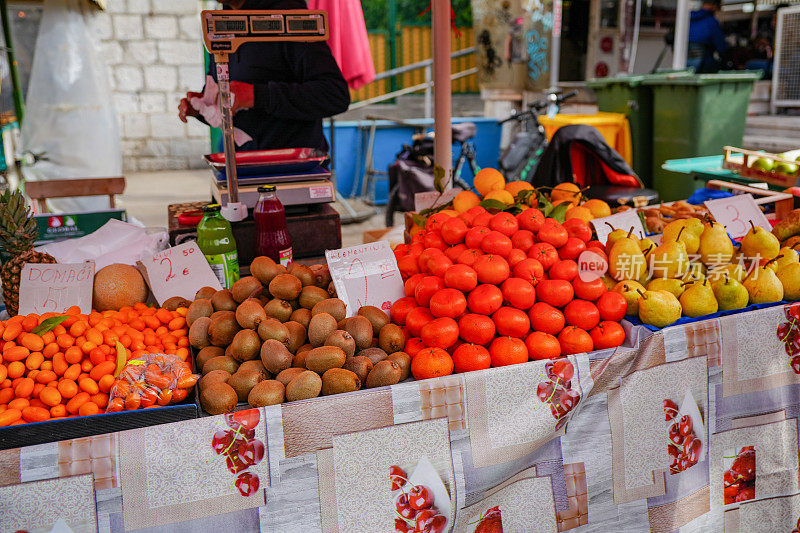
top-left (688, 0), bottom-right (728, 73)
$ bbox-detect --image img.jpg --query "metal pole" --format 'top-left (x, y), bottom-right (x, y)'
top-left (388, 0), bottom-right (398, 93)
top-left (432, 0), bottom-right (452, 184)
top-left (0, 1), bottom-right (24, 122)
top-left (424, 65), bottom-right (432, 119)
top-left (550, 0), bottom-right (562, 91)
top-left (673, 0), bottom-right (690, 69)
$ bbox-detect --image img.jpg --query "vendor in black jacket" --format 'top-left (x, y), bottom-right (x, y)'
top-left (178, 0), bottom-right (350, 152)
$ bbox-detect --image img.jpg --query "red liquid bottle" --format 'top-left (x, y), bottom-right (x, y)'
top-left (254, 185), bottom-right (292, 266)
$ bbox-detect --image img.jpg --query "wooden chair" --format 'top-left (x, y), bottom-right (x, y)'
top-left (24, 177), bottom-right (126, 213)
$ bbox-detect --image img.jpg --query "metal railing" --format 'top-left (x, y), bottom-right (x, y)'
top-left (348, 46), bottom-right (477, 118)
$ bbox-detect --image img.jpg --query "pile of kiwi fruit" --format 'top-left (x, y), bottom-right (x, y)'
top-left (188, 256), bottom-right (411, 415)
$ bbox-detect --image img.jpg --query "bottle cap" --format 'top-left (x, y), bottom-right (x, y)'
top-left (257, 185), bottom-right (277, 193)
top-left (202, 204), bottom-right (222, 213)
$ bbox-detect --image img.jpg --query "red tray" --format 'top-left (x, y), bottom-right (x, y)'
top-left (205, 148), bottom-right (328, 173)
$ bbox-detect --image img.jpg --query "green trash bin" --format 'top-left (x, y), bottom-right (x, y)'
top-left (586, 70), bottom-right (693, 188)
top-left (643, 71), bottom-right (761, 202)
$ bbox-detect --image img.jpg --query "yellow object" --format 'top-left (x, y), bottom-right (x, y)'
top-left (453, 190), bottom-right (481, 212)
top-left (539, 112), bottom-right (633, 166)
top-left (505, 181), bottom-right (534, 198)
top-left (550, 182), bottom-right (581, 203)
top-left (484, 190), bottom-right (514, 205)
top-left (439, 209), bottom-right (459, 218)
top-left (582, 199), bottom-right (611, 218)
top-left (565, 206), bottom-right (593, 222)
top-left (474, 168), bottom-right (505, 196)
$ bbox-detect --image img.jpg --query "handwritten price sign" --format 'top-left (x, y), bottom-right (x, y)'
top-left (325, 240), bottom-right (404, 317)
top-left (138, 241), bottom-right (221, 305)
top-left (704, 193), bottom-right (771, 238)
top-left (19, 261), bottom-right (95, 315)
top-left (591, 209), bottom-right (647, 246)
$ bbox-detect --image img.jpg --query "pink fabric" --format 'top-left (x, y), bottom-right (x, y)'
top-left (308, 0), bottom-right (375, 90)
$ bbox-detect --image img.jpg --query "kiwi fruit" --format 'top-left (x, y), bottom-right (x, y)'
top-left (188, 316), bottom-right (212, 349)
top-left (345, 315), bottom-right (374, 351)
top-left (163, 296), bottom-right (192, 311)
top-left (203, 355), bottom-right (239, 375)
top-left (327, 281), bottom-right (337, 297)
top-left (195, 286), bottom-right (217, 300)
top-left (305, 346), bottom-right (346, 374)
top-left (269, 274), bottom-right (303, 300)
top-left (298, 286), bottom-right (329, 310)
top-left (231, 276), bottom-right (263, 303)
top-left (337, 318), bottom-right (349, 330)
top-left (358, 306), bottom-right (390, 334)
top-left (228, 369), bottom-right (264, 403)
top-left (256, 317), bottom-right (290, 345)
top-left (238, 360), bottom-right (271, 380)
top-left (264, 298), bottom-right (293, 322)
top-left (290, 308), bottom-right (312, 328)
top-left (187, 299), bottom-right (213, 328)
top-left (312, 298), bottom-right (347, 323)
top-left (235, 299), bottom-right (267, 330)
top-left (195, 346), bottom-right (225, 372)
top-left (293, 350), bottom-right (309, 368)
top-left (228, 329), bottom-right (262, 362)
top-left (288, 263), bottom-right (316, 287)
top-left (308, 312), bottom-right (337, 347)
top-left (275, 367), bottom-right (306, 386)
top-left (208, 311), bottom-right (240, 346)
top-left (309, 263), bottom-right (332, 289)
top-left (379, 324), bottom-right (406, 355)
top-left (357, 347), bottom-right (388, 365)
top-left (324, 330), bottom-right (356, 357)
top-left (288, 298), bottom-right (301, 311)
top-left (250, 256), bottom-right (285, 285)
top-left (210, 289), bottom-right (238, 312)
top-left (284, 321), bottom-right (307, 354)
top-left (201, 382), bottom-right (238, 414)
top-left (199, 369), bottom-right (231, 391)
top-left (260, 338), bottom-right (293, 375)
top-left (248, 379), bottom-right (285, 407)
top-left (285, 370), bottom-right (323, 402)
top-left (365, 360), bottom-right (402, 388)
top-left (387, 352), bottom-right (412, 381)
top-left (342, 355), bottom-right (373, 383)
top-left (321, 368), bottom-right (361, 396)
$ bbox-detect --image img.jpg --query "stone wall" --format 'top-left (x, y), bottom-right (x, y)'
top-left (93, 0), bottom-right (210, 172)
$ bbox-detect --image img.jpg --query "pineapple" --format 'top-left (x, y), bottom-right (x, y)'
top-left (0, 189), bottom-right (56, 315)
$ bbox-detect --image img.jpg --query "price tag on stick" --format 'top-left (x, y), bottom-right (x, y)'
top-left (138, 241), bottom-right (222, 305)
top-left (591, 209), bottom-right (647, 246)
top-left (325, 240), bottom-right (405, 317)
top-left (704, 193), bottom-right (771, 238)
top-left (18, 261), bottom-right (95, 315)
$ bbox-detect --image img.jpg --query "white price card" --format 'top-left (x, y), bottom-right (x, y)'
top-left (704, 193), bottom-right (770, 238)
top-left (414, 188), bottom-right (460, 211)
top-left (18, 261), bottom-right (95, 315)
top-left (326, 240), bottom-right (405, 317)
top-left (591, 209), bottom-right (647, 245)
top-left (137, 241), bottom-right (222, 305)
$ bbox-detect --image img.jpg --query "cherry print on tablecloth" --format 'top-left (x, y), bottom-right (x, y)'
top-left (776, 304), bottom-right (800, 373)
top-left (664, 399), bottom-right (703, 475)
top-left (391, 464), bottom-right (449, 533)
top-left (210, 409), bottom-right (264, 497)
top-left (536, 359), bottom-right (581, 431)
top-left (723, 446), bottom-right (755, 505)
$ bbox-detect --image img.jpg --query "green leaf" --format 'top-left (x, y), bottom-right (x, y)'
top-left (517, 189), bottom-right (535, 205)
top-left (31, 316), bottom-right (69, 336)
top-left (542, 202), bottom-right (554, 217)
top-left (537, 191), bottom-right (550, 209)
top-left (550, 202), bottom-right (569, 223)
top-left (433, 165), bottom-right (446, 193)
top-left (411, 213), bottom-right (427, 227)
top-left (479, 199), bottom-right (507, 212)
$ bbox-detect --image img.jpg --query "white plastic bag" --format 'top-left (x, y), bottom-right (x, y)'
top-left (22, 0), bottom-right (121, 213)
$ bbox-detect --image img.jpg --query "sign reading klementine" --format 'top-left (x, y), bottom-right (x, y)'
top-left (326, 240), bottom-right (404, 317)
top-left (138, 241), bottom-right (222, 305)
top-left (18, 261), bottom-right (95, 315)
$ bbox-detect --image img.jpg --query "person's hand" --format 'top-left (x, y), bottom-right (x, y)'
top-left (178, 91), bottom-right (203, 122)
top-left (229, 81), bottom-right (255, 114)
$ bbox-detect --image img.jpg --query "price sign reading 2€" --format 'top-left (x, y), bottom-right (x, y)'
top-left (704, 194), bottom-right (771, 239)
top-left (138, 241), bottom-right (222, 305)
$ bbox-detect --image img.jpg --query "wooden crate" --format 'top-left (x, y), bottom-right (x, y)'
top-left (722, 146), bottom-right (800, 188)
top-left (704, 179), bottom-right (794, 221)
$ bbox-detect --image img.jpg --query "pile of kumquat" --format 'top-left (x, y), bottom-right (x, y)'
top-left (0, 303), bottom-right (192, 427)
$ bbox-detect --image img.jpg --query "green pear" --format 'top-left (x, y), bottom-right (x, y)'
top-left (649, 227), bottom-right (689, 279)
top-left (637, 289), bottom-right (682, 328)
top-left (663, 220), bottom-right (700, 254)
top-left (777, 262), bottom-right (800, 300)
top-left (750, 157), bottom-right (774, 172)
top-left (681, 261), bottom-right (707, 287)
top-left (606, 224), bottom-right (639, 249)
top-left (609, 229), bottom-right (647, 282)
top-left (740, 221), bottom-right (780, 262)
top-left (743, 260), bottom-right (784, 304)
top-left (683, 217), bottom-right (705, 238)
top-left (698, 221), bottom-right (734, 266)
top-left (647, 278), bottom-right (686, 299)
top-left (774, 161), bottom-right (799, 175)
top-left (712, 273), bottom-right (749, 311)
top-left (601, 274), bottom-right (617, 291)
top-left (679, 279), bottom-right (718, 317)
top-left (708, 263), bottom-right (745, 284)
top-left (768, 246), bottom-right (800, 272)
top-left (613, 280), bottom-right (646, 316)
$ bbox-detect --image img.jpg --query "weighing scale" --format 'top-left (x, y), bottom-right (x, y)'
top-left (200, 9), bottom-right (329, 222)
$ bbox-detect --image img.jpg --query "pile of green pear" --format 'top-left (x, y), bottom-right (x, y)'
top-left (750, 151), bottom-right (800, 175)
top-left (603, 218), bottom-right (800, 329)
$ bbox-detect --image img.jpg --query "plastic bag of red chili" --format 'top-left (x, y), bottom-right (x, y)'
top-left (105, 352), bottom-right (199, 412)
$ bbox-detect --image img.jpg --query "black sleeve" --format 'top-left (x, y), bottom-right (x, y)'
top-left (251, 41), bottom-right (351, 120)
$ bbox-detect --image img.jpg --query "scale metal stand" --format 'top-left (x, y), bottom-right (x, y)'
top-left (201, 10), bottom-right (328, 222)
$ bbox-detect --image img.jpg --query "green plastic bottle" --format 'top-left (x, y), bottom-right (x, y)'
top-left (197, 204), bottom-right (240, 289)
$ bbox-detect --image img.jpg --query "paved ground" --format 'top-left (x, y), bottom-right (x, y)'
top-left (119, 169), bottom-right (387, 248)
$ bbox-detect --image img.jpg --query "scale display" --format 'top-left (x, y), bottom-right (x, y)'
top-left (202, 10), bottom-right (327, 54)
